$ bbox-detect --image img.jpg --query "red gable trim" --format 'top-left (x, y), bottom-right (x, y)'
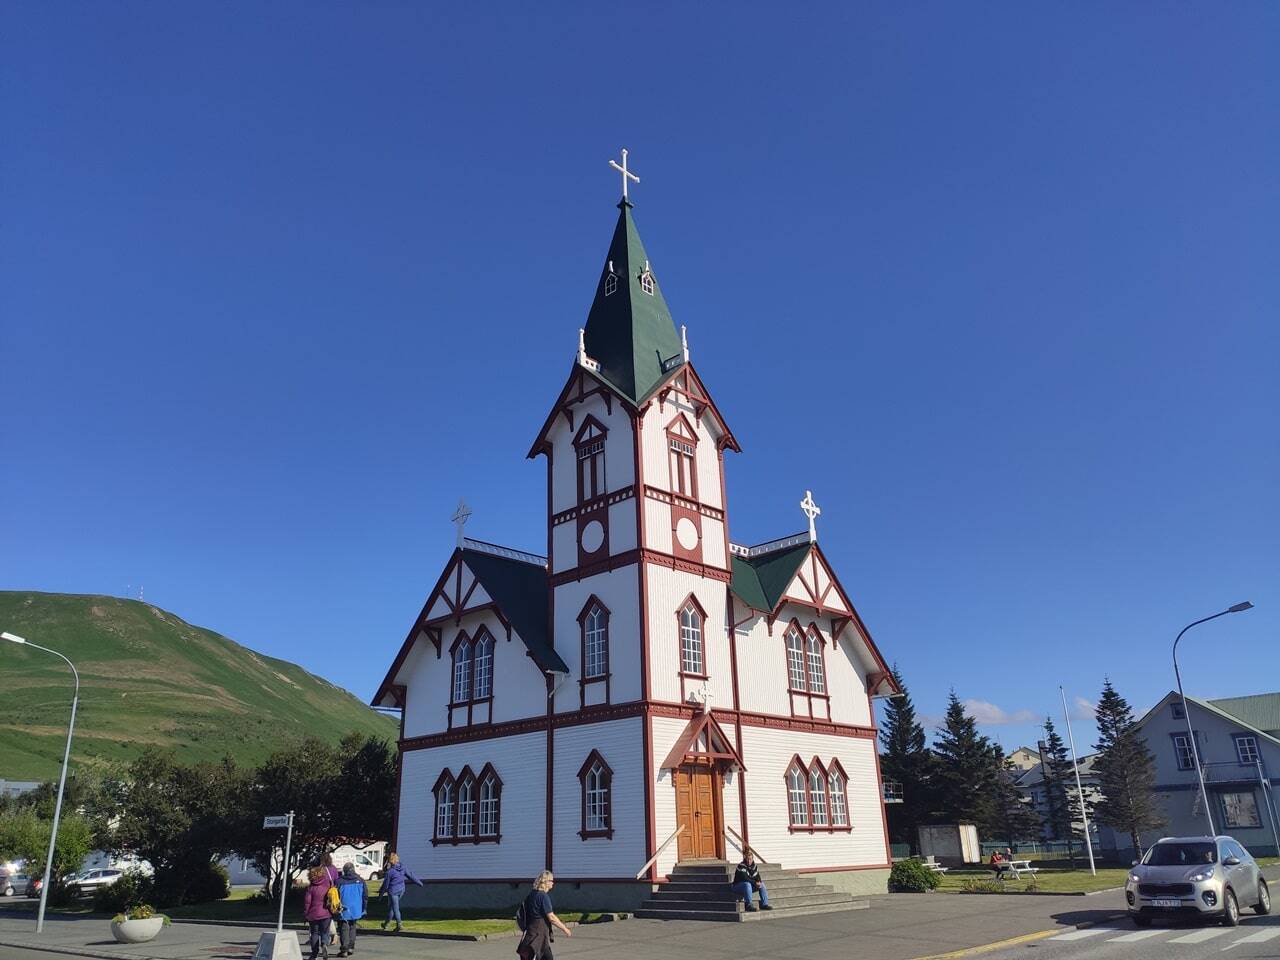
top-left (373, 549), bottom-right (462, 706)
top-left (659, 711), bottom-right (746, 771)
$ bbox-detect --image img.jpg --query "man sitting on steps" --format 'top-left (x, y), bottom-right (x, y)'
top-left (733, 852), bottom-right (772, 912)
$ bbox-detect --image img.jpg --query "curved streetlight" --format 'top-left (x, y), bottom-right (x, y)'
top-left (1172, 602), bottom-right (1253, 837)
top-left (1, 632), bottom-right (79, 934)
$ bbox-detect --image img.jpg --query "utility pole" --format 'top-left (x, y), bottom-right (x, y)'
top-left (1060, 687), bottom-right (1096, 875)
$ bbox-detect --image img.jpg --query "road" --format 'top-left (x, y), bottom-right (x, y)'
top-left (980, 914), bottom-right (1280, 960)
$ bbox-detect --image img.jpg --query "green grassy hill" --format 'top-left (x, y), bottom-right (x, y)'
top-left (0, 592), bottom-right (397, 782)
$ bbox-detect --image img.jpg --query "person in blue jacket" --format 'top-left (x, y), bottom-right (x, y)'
top-left (335, 863), bottom-right (368, 957)
top-left (379, 852), bottom-right (422, 934)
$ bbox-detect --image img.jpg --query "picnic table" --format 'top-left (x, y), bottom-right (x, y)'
top-left (991, 858), bottom-right (1038, 880)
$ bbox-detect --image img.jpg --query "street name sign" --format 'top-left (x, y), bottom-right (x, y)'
top-left (263, 815), bottom-right (290, 829)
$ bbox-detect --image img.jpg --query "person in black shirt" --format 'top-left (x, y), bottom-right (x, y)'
top-left (518, 870), bottom-right (572, 960)
top-left (733, 852), bottom-right (771, 912)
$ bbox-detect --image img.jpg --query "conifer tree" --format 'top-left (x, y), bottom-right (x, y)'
top-left (931, 692), bottom-right (998, 828)
top-left (1092, 678), bottom-right (1164, 858)
top-left (1040, 717), bottom-right (1082, 865)
top-left (989, 746), bottom-right (1042, 850)
top-left (879, 666), bottom-right (936, 852)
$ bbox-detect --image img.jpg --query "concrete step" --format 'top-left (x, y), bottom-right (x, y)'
top-left (659, 877), bottom-right (823, 895)
top-left (638, 898), bottom-right (740, 913)
top-left (635, 899), bottom-right (869, 922)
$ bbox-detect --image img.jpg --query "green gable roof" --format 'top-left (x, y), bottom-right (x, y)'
top-left (582, 203), bottom-right (685, 404)
top-left (1209, 692), bottom-right (1280, 737)
top-left (460, 548), bottom-right (567, 674)
top-left (730, 540), bottom-right (812, 612)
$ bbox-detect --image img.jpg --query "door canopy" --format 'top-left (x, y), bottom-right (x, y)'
top-left (661, 712), bottom-right (746, 771)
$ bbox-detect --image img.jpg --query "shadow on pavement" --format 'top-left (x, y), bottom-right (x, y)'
top-left (1048, 908), bottom-right (1128, 927)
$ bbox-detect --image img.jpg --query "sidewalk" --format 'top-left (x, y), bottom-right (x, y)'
top-left (0, 891), bottom-right (1129, 960)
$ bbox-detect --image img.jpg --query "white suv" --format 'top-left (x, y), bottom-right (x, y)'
top-left (1126, 836), bottom-right (1271, 926)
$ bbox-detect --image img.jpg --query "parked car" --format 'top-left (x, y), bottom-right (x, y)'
top-left (1, 872), bottom-right (30, 897)
top-left (1126, 835), bottom-right (1271, 926)
top-left (66, 868), bottom-right (123, 897)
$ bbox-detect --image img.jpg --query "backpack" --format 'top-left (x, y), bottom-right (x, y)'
top-left (325, 881), bottom-right (342, 915)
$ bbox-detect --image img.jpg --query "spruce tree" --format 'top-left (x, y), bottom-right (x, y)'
top-left (989, 747), bottom-right (1041, 850)
top-left (879, 666), bottom-right (935, 852)
top-left (1040, 717), bottom-right (1081, 865)
top-left (931, 691), bottom-right (998, 828)
top-left (1092, 678), bottom-right (1164, 858)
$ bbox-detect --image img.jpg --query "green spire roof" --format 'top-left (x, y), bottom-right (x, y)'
top-left (582, 203), bottom-right (685, 404)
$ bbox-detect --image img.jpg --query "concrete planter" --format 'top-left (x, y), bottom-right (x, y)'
top-left (111, 916), bottom-right (165, 943)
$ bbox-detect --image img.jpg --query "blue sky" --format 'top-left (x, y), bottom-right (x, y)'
top-left (3, 2), bottom-right (1277, 753)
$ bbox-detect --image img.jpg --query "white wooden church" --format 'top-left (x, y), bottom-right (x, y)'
top-left (374, 153), bottom-right (900, 909)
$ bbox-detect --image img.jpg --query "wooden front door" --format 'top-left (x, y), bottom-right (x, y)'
top-left (674, 763), bottom-right (722, 860)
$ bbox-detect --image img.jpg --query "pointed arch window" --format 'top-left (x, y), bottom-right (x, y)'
top-left (828, 760), bottom-right (849, 827)
top-left (640, 269), bottom-right (655, 296)
top-left (578, 750), bottom-right (614, 839)
top-left (805, 627), bottom-right (827, 695)
top-left (785, 626), bottom-right (807, 691)
top-left (451, 634), bottom-right (473, 704)
top-left (579, 598), bottom-right (610, 681)
top-left (574, 417), bottom-right (608, 503)
top-left (666, 415), bottom-right (699, 500)
top-left (456, 768), bottom-right (476, 839)
top-left (786, 760), bottom-right (809, 827)
top-left (809, 763), bottom-right (829, 827)
top-left (478, 764), bottom-right (502, 840)
top-left (678, 596), bottom-right (706, 677)
top-left (604, 272), bottom-right (618, 297)
top-left (473, 631), bottom-right (494, 699)
top-left (433, 771), bottom-right (456, 842)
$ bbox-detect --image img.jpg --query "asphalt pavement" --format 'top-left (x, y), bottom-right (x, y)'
top-left (979, 913), bottom-right (1280, 960)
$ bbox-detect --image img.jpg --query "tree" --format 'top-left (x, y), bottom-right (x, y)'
top-left (1039, 717), bottom-right (1088, 865)
top-left (931, 692), bottom-right (999, 828)
top-left (110, 750), bottom-right (247, 905)
top-left (0, 810), bottom-right (93, 899)
top-left (879, 666), bottom-right (936, 852)
top-left (989, 749), bottom-right (1041, 850)
top-left (1092, 678), bottom-right (1164, 858)
top-left (329, 734), bottom-right (396, 844)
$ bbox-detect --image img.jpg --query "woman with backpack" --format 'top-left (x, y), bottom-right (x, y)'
top-left (303, 866), bottom-right (335, 960)
top-left (517, 871), bottom-right (571, 960)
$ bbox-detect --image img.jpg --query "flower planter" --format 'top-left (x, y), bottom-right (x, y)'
top-left (110, 916), bottom-right (165, 943)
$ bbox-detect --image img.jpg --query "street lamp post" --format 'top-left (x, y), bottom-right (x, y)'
top-left (2, 631), bottom-right (80, 934)
top-left (1171, 602), bottom-right (1253, 837)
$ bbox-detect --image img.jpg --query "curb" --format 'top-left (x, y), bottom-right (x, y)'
top-left (169, 911), bottom-right (626, 942)
top-left (0, 940), bottom-right (153, 960)
top-left (907, 910), bottom-right (1128, 960)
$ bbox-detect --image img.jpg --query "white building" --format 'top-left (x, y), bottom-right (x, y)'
top-left (373, 175), bottom-right (900, 909)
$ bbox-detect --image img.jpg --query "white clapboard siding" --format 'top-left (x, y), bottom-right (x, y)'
top-left (551, 718), bottom-right (646, 877)
top-left (650, 715), bottom-right (688, 876)
top-left (643, 497), bottom-right (673, 554)
top-left (738, 727), bottom-right (887, 870)
top-left (607, 498), bottom-right (638, 553)
top-left (644, 565), bottom-right (731, 708)
top-left (551, 521), bottom-right (577, 574)
top-left (548, 387), bottom-right (636, 515)
top-left (552, 569), bottom-right (642, 710)
top-left (733, 616), bottom-right (794, 717)
top-left (398, 731), bottom-right (546, 881)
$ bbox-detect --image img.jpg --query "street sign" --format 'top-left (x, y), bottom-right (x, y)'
top-left (263, 815), bottom-right (290, 829)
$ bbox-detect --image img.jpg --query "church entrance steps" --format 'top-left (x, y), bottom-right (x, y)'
top-left (634, 859), bottom-right (868, 922)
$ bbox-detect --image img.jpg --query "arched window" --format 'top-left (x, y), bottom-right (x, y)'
top-left (451, 634), bottom-right (473, 704)
top-left (456, 771), bottom-right (476, 838)
top-left (786, 760), bottom-right (809, 827)
top-left (666, 415), bottom-right (699, 499)
top-left (473, 631), bottom-right (494, 700)
top-left (582, 601), bottom-right (609, 680)
top-left (640, 269), bottom-right (655, 295)
top-left (604, 272), bottom-right (617, 297)
top-left (679, 599), bottom-right (704, 676)
top-left (433, 772), bottom-right (456, 842)
top-left (828, 762), bottom-right (849, 827)
top-left (478, 766), bottom-right (502, 840)
top-left (809, 766), bottom-right (829, 827)
top-left (574, 417), bottom-right (608, 503)
top-left (578, 750), bottom-right (614, 839)
top-left (805, 629), bottom-right (826, 695)
top-left (785, 626), bottom-right (807, 691)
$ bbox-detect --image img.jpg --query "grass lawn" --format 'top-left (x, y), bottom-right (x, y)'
top-left (935, 865), bottom-right (1131, 894)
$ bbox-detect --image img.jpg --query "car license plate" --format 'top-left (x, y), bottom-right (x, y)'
top-left (1152, 899), bottom-right (1181, 908)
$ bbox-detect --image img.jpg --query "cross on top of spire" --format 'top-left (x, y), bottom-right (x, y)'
top-left (800, 490), bottom-right (822, 542)
top-left (609, 148), bottom-right (640, 201)
top-left (451, 498), bottom-right (472, 548)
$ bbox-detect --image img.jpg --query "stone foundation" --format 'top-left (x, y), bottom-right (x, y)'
top-left (400, 880), bottom-right (655, 913)
top-left (809, 867), bottom-right (890, 897)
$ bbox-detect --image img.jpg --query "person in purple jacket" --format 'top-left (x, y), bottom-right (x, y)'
top-left (302, 867), bottom-right (335, 960)
top-left (379, 852), bottom-right (422, 934)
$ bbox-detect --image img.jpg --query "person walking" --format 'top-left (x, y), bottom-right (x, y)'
top-left (321, 854), bottom-right (342, 947)
top-left (335, 862), bottom-right (368, 957)
top-left (732, 852), bottom-right (771, 912)
top-left (380, 852), bottom-right (422, 934)
top-left (517, 871), bottom-right (572, 960)
top-left (303, 866), bottom-right (335, 960)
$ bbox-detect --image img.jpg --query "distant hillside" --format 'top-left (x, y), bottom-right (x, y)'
top-left (0, 592), bottom-right (398, 782)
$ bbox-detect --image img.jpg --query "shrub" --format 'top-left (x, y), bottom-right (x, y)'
top-left (889, 859), bottom-right (941, 892)
top-left (94, 869), bottom-right (155, 914)
top-left (185, 862), bottom-right (230, 904)
top-left (112, 905), bottom-right (171, 925)
top-left (959, 878), bottom-right (1007, 894)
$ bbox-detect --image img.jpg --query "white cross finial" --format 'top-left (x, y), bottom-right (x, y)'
top-left (609, 148), bottom-right (640, 200)
top-left (800, 490), bottom-right (821, 542)
top-left (689, 682), bottom-right (714, 715)
top-left (451, 498), bottom-right (472, 548)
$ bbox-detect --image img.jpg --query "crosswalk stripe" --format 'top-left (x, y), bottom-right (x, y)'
top-left (1049, 928), bottom-right (1117, 941)
top-left (1226, 928), bottom-right (1280, 946)
top-left (1107, 929), bottom-right (1165, 942)
top-left (1169, 927), bottom-right (1231, 943)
